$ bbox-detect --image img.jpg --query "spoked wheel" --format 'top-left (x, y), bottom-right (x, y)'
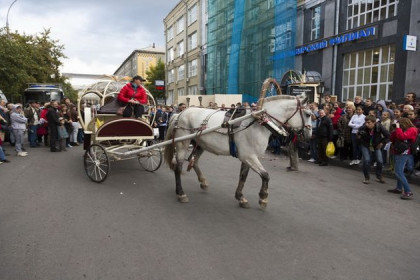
top-left (84, 144), bottom-right (110, 183)
top-left (138, 140), bottom-right (162, 172)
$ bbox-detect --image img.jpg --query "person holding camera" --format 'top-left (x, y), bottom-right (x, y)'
top-left (357, 115), bottom-right (390, 184)
top-left (117, 75), bottom-right (148, 118)
top-left (388, 118), bottom-right (418, 200)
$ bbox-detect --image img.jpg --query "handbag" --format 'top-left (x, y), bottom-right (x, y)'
top-left (392, 140), bottom-right (410, 154)
top-left (336, 135), bottom-right (345, 148)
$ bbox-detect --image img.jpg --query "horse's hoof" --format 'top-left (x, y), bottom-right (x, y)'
top-left (239, 198), bottom-right (250, 208)
top-left (200, 184), bottom-right (209, 191)
top-left (178, 194), bottom-right (189, 203)
top-left (259, 199), bottom-right (268, 209)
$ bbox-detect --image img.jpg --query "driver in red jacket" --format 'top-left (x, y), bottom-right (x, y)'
top-left (117, 75), bottom-right (148, 118)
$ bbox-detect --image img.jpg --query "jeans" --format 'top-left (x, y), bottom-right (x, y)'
top-left (351, 133), bottom-right (361, 160)
top-left (309, 137), bottom-right (318, 160)
top-left (394, 154), bottom-right (412, 193)
top-left (28, 124), bottom-right (39, 147)
top-left (0, 145), bottom-right (6, 161)
top-left (407, 154), bottom-right (414, 174)
top-left (361, 145), bottom-right (383, 179)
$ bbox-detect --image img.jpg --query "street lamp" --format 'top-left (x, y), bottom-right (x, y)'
top-left (186, 97), bottom-right (190, 107)
top-left (6, 0), bottom-right (18, 35)
top-left (198, 96), bottom-right (202, 107)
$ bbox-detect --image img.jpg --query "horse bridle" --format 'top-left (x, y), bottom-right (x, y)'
top-left (263, 97), bottom-right (310, 136)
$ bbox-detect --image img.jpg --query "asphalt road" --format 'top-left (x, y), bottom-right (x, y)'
top-left (0, 144), bottom-right (419, 280)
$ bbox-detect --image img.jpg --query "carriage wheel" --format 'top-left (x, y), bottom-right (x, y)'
top-left (138, 140), bottom-right (162, 172)
top-left (84, 144), bottom-right (110, 183)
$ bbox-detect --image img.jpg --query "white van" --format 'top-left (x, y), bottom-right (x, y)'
top-left (0, 89), bottom-right (8, 103)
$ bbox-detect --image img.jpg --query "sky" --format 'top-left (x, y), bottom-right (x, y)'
top-left (0, 0), bottom-right (173, 75)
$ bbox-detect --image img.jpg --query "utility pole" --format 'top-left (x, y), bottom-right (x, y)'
top-left (6, 0), bottom-right (18, 35)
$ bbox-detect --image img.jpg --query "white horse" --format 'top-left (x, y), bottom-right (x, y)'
top-left (164, 95), bottom-right (312, 208)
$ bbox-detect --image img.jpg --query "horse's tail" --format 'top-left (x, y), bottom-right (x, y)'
top-left (164, 117), bottom-right (177, 170)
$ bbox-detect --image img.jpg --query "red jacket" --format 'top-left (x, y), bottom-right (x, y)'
top-left (117, 83), bottom-right (147, 104)
top-left (331, 107), bottom-right (343, 128)
top-left (390, 127), bottom-right (418, 154)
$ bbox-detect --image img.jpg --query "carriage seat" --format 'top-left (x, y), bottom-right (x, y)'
top-left (97, 97), bottom-right (148, 116)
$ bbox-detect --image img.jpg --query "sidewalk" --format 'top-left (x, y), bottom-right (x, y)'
top-left (313, 156), bottom-right (420, 186)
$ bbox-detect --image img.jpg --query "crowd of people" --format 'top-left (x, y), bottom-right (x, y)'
top-left (288, 92), bottom-right (419, 200)
top-left (1, 85), bottom-right (418, 200)
top-left (0, 97), bottom-right (84, 161)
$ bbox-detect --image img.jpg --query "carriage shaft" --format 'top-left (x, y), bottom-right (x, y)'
top-left (112, 109), bottom-right (265, 157)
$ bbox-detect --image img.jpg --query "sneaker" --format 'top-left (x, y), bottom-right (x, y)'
top-left (355, 160), bottom-right (361, 165)
top-left (349, 160), bottom-right (355, 166)
top-left (373, 162), bottom-right (377, 167)
top-left (319, 162), bottom-right (328, 166)
top-left (307, 158), bottom-right (315, 162)
top-left (66, 144), bottom-right (72, 148)
top-left (1, 159), bottom-right (11, 163)
top-left (286, 166), bottom-right (298, 171)
top-left (401, 192), bottom-right (413, 200)
top-left (387, 188), bottom-right (402, 194)
top-left (330, 155), bottom-right (337, 159)
top-left (0, 161), bottom-right (2, 165)
top-left (363, 178), bottom-right (370, 184)
top-left (17, 152), bottom-right (28, 157)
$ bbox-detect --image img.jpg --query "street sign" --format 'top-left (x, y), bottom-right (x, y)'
top-left (403, 35), bottom-right (417, 51)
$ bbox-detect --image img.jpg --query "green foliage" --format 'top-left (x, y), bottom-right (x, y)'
top-left (145, 58), bottom-right (166, 100)
top-left (0, 27), bottom-right (74, 102)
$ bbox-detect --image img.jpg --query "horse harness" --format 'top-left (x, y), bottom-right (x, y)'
top-left (173, 97), bottom-right (307, 164)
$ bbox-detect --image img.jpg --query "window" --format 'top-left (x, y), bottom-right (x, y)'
top-left (188, 32), bottom-right (198, 51)
top-left (346, 0), bottom-right (399, 30)
top-left (342, 45), bottom-right (395, 101)
top-left (168, 69), bottom-right (175, 84)
top-left (178, 41), bottom-right (185, 57)
top-left (178, 87), bottom-right (185, 96)
top-left (188, 59), bottom-right (198, 77)
top-left (311, 6), bottom-right (321, 40)
top-left (178, 65), bottom-right (185, 81)
top-left (177, 16), bottom-right (184, 34)
top-left (188, 85), bottom-right (198, 95)
top-left (167, 26), bottom-right (174, 41)
top-left (167, 47), bottom-right (174, 62)
top-left (188, 4), bottom-right (197, 26)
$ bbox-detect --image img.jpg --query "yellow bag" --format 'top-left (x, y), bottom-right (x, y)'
top-left (326, 141), bottom-right (335, 158)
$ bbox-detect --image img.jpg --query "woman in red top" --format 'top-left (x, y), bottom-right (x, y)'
top-left (117, 75), bottom-right (148, 118)
top-left (388, 117), bottom-right (418, 199)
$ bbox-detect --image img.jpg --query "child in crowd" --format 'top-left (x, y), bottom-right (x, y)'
top-left (57, 117), bottom-right (69, 152)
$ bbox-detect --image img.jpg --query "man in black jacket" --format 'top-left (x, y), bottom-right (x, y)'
top-left (357, 115), bottom-right (390, 184)
top-left (316, 109), bottom-right (333, 166)
top-left (46, 101), bottom-right (60, 152)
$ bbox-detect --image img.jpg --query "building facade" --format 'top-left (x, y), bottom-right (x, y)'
top-left (114, 44), bottom-right (165, 80)
top-left (295, 0), bottom-right (419, 103)
top-left (164, 0), bottom-right (204, 105)
top-left (205, 0), bottom-right (297, 102)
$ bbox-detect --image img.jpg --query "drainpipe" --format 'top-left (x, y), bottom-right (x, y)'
top-left (331, 0), bottom-right (340, 95)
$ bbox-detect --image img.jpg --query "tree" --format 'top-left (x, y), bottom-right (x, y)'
top-left (0, 28), bottom-right (74, 102)
top-left (145, 58), bottom-right (166, 100)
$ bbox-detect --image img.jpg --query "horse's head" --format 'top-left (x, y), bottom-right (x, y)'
top-left (262, 95), bottom-right (312, 140)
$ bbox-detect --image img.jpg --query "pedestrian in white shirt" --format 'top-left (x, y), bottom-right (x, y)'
top-left (348, 106), bottom-right (365, 165)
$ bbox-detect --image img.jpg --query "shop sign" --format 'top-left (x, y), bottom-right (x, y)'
top-left (403, 35), bottom-right (417, 51)
top-left (295, 27), bottom-right (376, 56)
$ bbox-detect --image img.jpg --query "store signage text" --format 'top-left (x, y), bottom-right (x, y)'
top-left (295, 27), bottom-right (376, 56)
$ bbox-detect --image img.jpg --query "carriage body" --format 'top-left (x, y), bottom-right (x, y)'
top-left (77, 77), bottom-right (162, 182)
